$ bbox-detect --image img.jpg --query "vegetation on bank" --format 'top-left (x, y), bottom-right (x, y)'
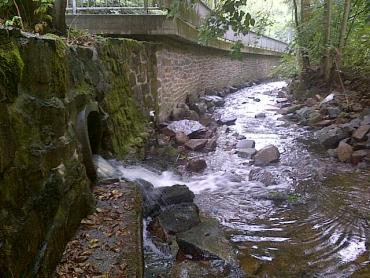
top-left (198, 0), bottom-right (369, 84)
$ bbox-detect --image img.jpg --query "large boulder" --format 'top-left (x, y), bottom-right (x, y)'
top-left (254, 145), bottom-right (280, 166)
top-left (337, 141), bottom-right (353, 162)
top-left (176, 217), bottom-right (238, 264)
top-left (158, 203), bottom-right (200, 234)
top-left (158, 184), bottom-right (195, 206)
top-left (315, 125), bottom-right (350, 148)
top-left (135, 179), bottom-right (161, 217)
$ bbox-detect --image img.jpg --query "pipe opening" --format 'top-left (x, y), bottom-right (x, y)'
top-left (87, 111), bottom-right (101, 154)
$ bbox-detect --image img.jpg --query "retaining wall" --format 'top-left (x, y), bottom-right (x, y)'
top-left (156, 40), bottom-right (280, 121)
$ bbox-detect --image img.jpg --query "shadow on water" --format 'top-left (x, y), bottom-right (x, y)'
top-left (110, 81), bottom-right (369, 277)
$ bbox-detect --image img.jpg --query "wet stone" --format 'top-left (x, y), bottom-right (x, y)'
top-left (254, 145), bottom-right (280, 166)
top-left (186, 159), bottom-right (207, 172)
top-left (158, 203), bottom-right (200, 234)
top-left (237, 148), bottom-right (257, 159)
top-left (158, 184), bottom-right (195, 206)
top-left (184, 139), bottom-right (208, 151)
top-left (249, 168), bottom-right (277, 186)
top-left (255, 112), bottom-right (266, 118)
top-left (167, 120), bottom-right (206, 137)
top-left (218, 116), bottom-right (237, 126)
top-left (236, 139), bottom-right (256, 149)
top-left (176, 217), bottom-right (238, 264)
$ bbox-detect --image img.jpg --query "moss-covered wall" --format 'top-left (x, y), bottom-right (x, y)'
top-left (0, 28), bottom-right (157, 277)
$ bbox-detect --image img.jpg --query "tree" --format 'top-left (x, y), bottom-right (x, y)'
top-left (338, 0), bottom-right (351, 57)
top-left (322, 0), bottom-right (333, 81)
top-left (52, 0), bottom-right (67, 34)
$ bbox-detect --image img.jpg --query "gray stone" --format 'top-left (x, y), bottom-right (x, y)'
top-left (237, 148), bottom-right (257, 159)
top-left (184, 139), bottom-right (208, 151)
top-left (172, 103), bottom-right (191, 120)
top-left (176, 217), bottom-right (238, 264)
top-left (361, 115), bottom-right (370, 126)
top-left (175, 132), bottom-right (189, 145)
top-left (339, 118), bottom-right (362, 133)
top-left (337, 141), bottom-right (353, 162)
top-left (190, 102), bottom-right (208, 115)
top-left (167, 120), bottom-right (206, 137)
top-left (218, 116), bottom-right (237, 126)
top-left (296, 106), bottom-right (314, 120)
top-left (308, 111), bottom-right (322, 125)
top-left (249, 168), bottom-right (277, 186)
top-left (158, 184), bottom-right (195, 206)
top-left (327, 106), bottom-right (341, 119)
top-left (236, 139), bottom-right (256, 149)
top-left (276, 98), bottom-right (289, 103)
top-left (254, 145), bottom-right (280, 166)
top-left (287, 104), bottom-right (303, 114)
top-left (315, 125), bottom-right (350, 148)
top-left (201, 95), bottom-right (225, 107)
top-left (158, 203), bottom-right (200, 233)
top-left (315, 119), bottom-right (333, 127)
top-left (186, 159), bottom-right (207, 172)
top-left (351, 150), bottom-right (369, 165)
top-left (255, 112), bottom-right (266, 118)
top-left (352, 125), bottom-right (370, 141)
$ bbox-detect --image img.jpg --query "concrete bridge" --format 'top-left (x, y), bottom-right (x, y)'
top-left (65, 0), bottom-right (288, 55)
top-left (65, 0), bottom-right (288, 121)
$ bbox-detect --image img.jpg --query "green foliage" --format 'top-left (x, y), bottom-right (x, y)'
top-left (198, 0), bottom-right (258, 45)
top-left (5, 16), bottom-right (22, 28)
top-left (33, 0), bottom-right (54, 16)
top-left (271, 52), bottom-right (299, 78)
top-left (230, 40), bottom-right (243, 60)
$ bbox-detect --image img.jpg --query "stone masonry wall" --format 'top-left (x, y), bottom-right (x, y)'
top-left (0, 28), bottom-right (156, 277)
top-left (156, 41), bottom-right (280, 121)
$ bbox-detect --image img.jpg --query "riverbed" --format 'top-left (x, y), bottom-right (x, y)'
top-left (119, 81), bottom-right (370, 277)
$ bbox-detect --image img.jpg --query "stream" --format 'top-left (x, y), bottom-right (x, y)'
top-left (111, 81), bottom-right (369, 277)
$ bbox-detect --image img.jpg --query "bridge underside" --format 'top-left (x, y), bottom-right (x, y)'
top-left (66, 14), bottom-right (284, 57)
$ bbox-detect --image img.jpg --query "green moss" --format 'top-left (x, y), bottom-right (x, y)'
top-left (0, 40), bottom-right (24, 100)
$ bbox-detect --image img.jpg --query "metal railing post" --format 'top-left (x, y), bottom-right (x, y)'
top-left (72, 0), bottom-right (77, 14)
top-left (144, 0), bottom-right (148, 13)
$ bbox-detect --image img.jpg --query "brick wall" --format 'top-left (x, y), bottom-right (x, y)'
top-left (155, 41), bottom-right (280, 121)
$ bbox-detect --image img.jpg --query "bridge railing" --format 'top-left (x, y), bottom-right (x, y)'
top-left (66, 0), bottom-right (161, 14)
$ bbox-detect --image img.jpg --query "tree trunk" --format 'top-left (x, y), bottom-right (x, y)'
top-left (295, 0), bottom-right (311, 72)
top-left (323, 0), bottom-right (333, 82)
top-left (52, 0), bottom-right (67, 34)
top-left (338, 0), bottom-right (351, 54)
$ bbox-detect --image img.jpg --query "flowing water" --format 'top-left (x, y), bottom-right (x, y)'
top-left (112, 81), bottom-right (369, 277)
